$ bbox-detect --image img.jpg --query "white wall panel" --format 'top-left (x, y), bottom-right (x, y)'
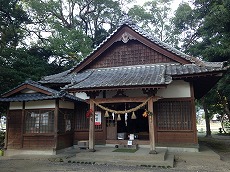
top-left (9, 102), bottom-right (23, 110)
top-left (59, 100), bottom-right (74, 109)
top-left (157, 80), bottom-right (191, 98)
top-left (25, 100), bottom-right (55, 109)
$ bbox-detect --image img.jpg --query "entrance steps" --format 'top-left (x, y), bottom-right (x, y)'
top-left (75, 146), bottom-right (174, 167)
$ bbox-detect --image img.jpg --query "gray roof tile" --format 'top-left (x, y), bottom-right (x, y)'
top-left (40, 69), bottom-right (93, 84)
top-left (66, 65), bottom-right (170, 90)
top-left (0, 80), bottom-right (84, 102)
top-left (40, 62), bottom-right (226, 90)
top-left (0, 93), bottom-right (55, 102)
top-left (62, 63), bottom-right (226, 91)
top-left (165, 64), bottom-right (224, 76)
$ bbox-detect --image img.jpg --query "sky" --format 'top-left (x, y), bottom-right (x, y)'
top-left (130, 0), bottom-right (192, 12)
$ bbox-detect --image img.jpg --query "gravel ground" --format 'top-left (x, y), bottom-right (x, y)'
top-left (1, 135), bottom-right (230, 172)
top-left (0, 160), bottom-right (177, 172)
top-left (0, 159), bottom-right (197, 172)
top-left (0, 152), bottom-right (230, 172)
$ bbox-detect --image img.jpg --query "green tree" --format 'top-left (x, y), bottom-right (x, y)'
top-left (128, 0), bottom-right (178, 46)
top-left (172, 2), bottom-right (201, 51)
top-left (173, 0), bottom-right (230, 135)
top-left (0, 0), bottom-right (63, 94)
top-left (0, 0), bottom-right (29, 48)
top-left (23, 0), bottom-right (124, 65)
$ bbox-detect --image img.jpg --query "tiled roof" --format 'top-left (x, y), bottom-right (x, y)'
top-left (39, 61), bottom-right (226, 88)
top-left (0, 92), bottom-right (83, 102)
top-left (66, 65), bottom-right (172, 90)
top-left (165, 63), bottom-right (225, 76)
top-left (3, 79), bottom-right (60, 95)
top-left (0, 93), bottom-right (56, 102)
top-left (0, 80), bottom-right (84, 102)
top-left (40, 68), bottom-right (92, 84)
top-left (63, 63), bottom-right (225, 91)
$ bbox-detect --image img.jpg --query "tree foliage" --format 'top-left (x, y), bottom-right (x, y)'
top-left (22, 0), bottom-right (125, 65)
top-left (128, 0), bottom-right (179, 46)
top-left (173, 0), bottom-right (230, 134)
top-left (0, 1), bottom-right (63, 95)
top-left (0, 0), bottom-right (29, 48)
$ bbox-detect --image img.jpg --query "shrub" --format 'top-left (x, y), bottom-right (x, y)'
top-left (0, 131), bottom-right (5, 149)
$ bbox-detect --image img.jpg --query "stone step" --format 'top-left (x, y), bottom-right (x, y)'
top-left (74, 147), bottom-right (174, 167)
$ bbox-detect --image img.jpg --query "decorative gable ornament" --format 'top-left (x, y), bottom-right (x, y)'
top-left (121, 32), bottom-right (136, 43)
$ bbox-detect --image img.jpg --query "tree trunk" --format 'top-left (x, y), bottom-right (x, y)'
top-left (203, 100), bottom-right (212, 137)
top-left (223, 102), bottom-right (230, 123)
top-left (218, 92), bottom-right (230, 122)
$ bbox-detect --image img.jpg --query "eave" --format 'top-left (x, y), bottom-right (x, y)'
top-left (67, 84), bottom-right (167, 93)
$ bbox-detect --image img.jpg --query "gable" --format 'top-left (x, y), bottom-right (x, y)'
top-left (73, 25), bottom-right (192, 73)
top-left (86, 40), bottom-right (177, 69)
top-left (2, 84), bottom-right (52, 98)
top-left (0, 80), bottom-right (84, 102)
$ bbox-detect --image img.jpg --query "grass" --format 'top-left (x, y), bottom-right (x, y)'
top-left (113, 148), bottom-right (138, 153)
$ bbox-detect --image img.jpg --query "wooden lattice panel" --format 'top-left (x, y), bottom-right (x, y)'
top-left (7, 110), bottom-right (22, 149)
top-left (87, 40), bottom-right (175, 69)
top-left (155, 100), bottom-right (192, 131)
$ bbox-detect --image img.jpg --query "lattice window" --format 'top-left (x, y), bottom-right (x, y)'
top-left (155, 100), bottom-right (192, 131)
top-left (25, 110), bottom-right (54, 133)
top-left (75, 106), bottom-right (89, 130)
top-left (75, 105), bottom-right (103, 130)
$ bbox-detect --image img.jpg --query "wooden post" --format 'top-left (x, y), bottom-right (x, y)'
top-left (54, 99), bottom-right (59, 152)
top-left (21, 101), bottom-right (25, 148)
top-left (89, 99), bottom-right (95, 152)
top-left (148, 97), bottom-right (157, 154)
top-left (190, 83), bottom-right (198, 144)
top-left (4, 103), bottom-right (10, 150)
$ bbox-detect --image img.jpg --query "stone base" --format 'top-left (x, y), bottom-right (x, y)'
top-left (88, 149), bottom-right (96, 152)
top-left (116, 143), bottom-right (138, 150)
top-left (149, 150), bottom-right (158, 154)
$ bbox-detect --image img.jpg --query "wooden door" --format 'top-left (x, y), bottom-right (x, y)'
top-left (106, 116), bottom-right (117, 140)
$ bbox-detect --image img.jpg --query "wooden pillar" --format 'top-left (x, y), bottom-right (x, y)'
top-left (190, 83), bottom-right (198, 144)
top-left (89, 99), bottom-right (95, 151)
top-left (4, 103), bottom-right (10, 150)
top-left (21, 101), bottom-right (25, 148)
top-left (148, 97), bottom-right (157, 154)
top-left (54, 99), bottom-right (59, 152)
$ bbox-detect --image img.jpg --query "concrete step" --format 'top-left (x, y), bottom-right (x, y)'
top-left (74, 147), bottom-right (174, 167)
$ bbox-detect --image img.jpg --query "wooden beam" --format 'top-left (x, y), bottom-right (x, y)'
top-left (91, 96), bottom-right (161, 104)
top-left (148, 97), bottom-right (157, 154)
top-left (89, 99), bottom-right (96, 151)
top-left (93, 97), bottom-right (147, 104)
top-left (68, 85), bottom-right (166, 93)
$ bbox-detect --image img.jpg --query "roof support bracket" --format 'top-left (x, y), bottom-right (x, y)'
top-left (142, 88), bottom-right (158, 97)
